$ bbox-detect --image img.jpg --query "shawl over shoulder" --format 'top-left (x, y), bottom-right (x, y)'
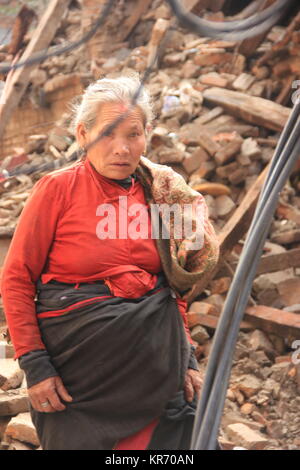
top-left (135, 157), bottom-right (220, 301)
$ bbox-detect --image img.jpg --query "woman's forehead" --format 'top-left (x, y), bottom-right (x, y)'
top-left (95, 102), bottom-right (144, 128)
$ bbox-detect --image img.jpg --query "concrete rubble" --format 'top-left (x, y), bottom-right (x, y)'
top-left (0, 0), bottom-right (299, 450)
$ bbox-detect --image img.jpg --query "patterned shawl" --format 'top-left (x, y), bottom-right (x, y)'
top-left (135, 157), bottom-right (220, 301)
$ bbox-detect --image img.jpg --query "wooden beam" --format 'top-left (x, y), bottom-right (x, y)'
top-left (120, 0), bottom-right (210, 43)
top-left (119, 0), bottom-right (153, 41)
top-left (147, 19), bottom-right (170, 69)
top-left (238, 0), bottom-right (276, 57)
top-left (183, 0), bottom-right (225, 12)
top-left (203, 87), bottom-right (290, 132)
top-left (187, 163), bottom-right (270, 305)
top-left (187, 312), bottom-right (253, 332)
top-left (219, 247), bottom-right (300, 277)
top-left (244, 305), bottom-right (300, 339)
top-left (0, 0), bottom-right (72, 140)
top-left (218, 164), bottom-right (270, 255)
top-left (8, 5), bottom-right (37, 56)
top-left (276, 201), bottom-right (300, 225)
top-left (182, 0), bottom-right (207, 10)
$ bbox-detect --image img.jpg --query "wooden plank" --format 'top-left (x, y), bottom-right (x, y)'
top-left (276, 201), bottom-right (300, 225)
top-left (182, 0), bottom-right (207, 10)
top-left (186, 164), bottom-right (270, 305)
top-left (147, 19), bottom-right (170, 69)
top-left (119, 0), bottom-right (153, 41)
top-left (257, 10), bottom-right (300, 68)
top-left (275, 74), bottom-right (296, 106)
top-left (0, 0), bottom-right (72, 140)
top-left (238, 0), bottom-right (276, 57)
top-left (218, 164), bottom-right (270, 255)
top-left (187, 312), bottom-right (253, 332)
top-left (120, 0), bottom-right (208, 42)
top-left (203, 87), bottom-right (290, 132)
top-left (219, 247), bottom-right (300, 277)
top-left (8, 5), bottom-right (37, 56)
top-left (183, 0), bottom-right (225, 12)
top-left (244, 305), bottom-right (300, 339)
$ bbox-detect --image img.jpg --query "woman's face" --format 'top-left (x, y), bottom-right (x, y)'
top-left (77, 102), bottom-right (147, 179)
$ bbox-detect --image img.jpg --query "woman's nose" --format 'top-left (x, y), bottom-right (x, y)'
top-left (114, 141), bottom-right (129, 155)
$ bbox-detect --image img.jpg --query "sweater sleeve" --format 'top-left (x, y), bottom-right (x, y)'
top-left (175, 297), bottom-right (199, 370)
top-left (18, 349), bottom-right (59, 387)
top-left (0, 174), bottom-right (66, 360)
top-left (175, 297), bottom-right (195, 346)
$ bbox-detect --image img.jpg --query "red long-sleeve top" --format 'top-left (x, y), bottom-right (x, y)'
top-left (1, 157), bottom-right (193, 360)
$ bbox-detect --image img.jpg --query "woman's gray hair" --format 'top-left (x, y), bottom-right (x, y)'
top-left (69, 74), bottom-right (154, 134)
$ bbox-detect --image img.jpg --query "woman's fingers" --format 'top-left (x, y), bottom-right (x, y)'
top-left (184, 369), bottom-right (203, 403)
top-left (54, 376), bottom-right (73, 402)
top-left (46, 386), bottom-right (67, 412)
top-left (184, 373), bottom-right (194, 403)
top-left (28, 376), bottom-right (72, 413)
top-left (29, 394), bottom-right (57, 413)
top-left (191, 370), bottom-right (203, 397)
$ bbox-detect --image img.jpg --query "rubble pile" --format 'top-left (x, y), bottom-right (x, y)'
top-left (0, 0), bottom-right (299, 450)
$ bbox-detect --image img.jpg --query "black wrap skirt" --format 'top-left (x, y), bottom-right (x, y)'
top-left (30, 273), bottom-right (198, 450)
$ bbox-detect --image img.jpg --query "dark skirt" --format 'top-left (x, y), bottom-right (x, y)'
top-left (30, 276), bottom-right (197, 450)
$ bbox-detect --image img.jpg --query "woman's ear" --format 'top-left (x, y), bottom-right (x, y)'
top-left (76, 123), bottom-right (88, 148)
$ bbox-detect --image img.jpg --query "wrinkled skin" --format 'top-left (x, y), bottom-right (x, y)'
top-left (76, 101), bottom-right (147, 180)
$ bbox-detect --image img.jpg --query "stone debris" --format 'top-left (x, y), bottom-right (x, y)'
top-left (0, 389), bottom-right (29, 416)
top-left (191, 325), bottom-right (210, 345)
top-left (4, 412), bottom-right (39, 448)
top-left (226, 423), bottom-right (269, 450)
top-left (0, 359), bottom-right (24, 391)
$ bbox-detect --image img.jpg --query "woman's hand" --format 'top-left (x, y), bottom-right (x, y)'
top-left (184, 369), bottom-right (203, 403)
top-left (28, 376), bottom-right (73, 413)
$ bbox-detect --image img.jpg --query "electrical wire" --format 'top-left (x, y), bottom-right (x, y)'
top-left (0, 0), bottom-right (116, 74)
top-left (167, 0), bottom-right (295, 40)
top-left (0, 52), bottom-right (155, 183)
top-left (192, 107), bottom-right (300, 446)
top-left (190, 99), bottom-right (300, 449)
top-left (0, 0), bottom-right (295, 183)
top-left (1, 0), bottom-right (295, 74)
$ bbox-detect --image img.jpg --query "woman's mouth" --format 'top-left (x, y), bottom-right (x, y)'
top-left (110, 163), bottom-right (130, 166)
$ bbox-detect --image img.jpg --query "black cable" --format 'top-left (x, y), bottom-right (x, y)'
top-left (0, 54), bottom-right (156, 183)
top-left (169, 0), bottom-right (290, 30)
top-left (190, 100), bottom-right (300, 449)
top-left (1, 0), bottom-right (295, 74)
top-left (191, 106), bottom-right (300, 447)
top-left (167, 0), bottom-right (295, 40)
top-left (0, 0), bottom-right (116, 74)
top-left (198, 134), bottom-right (300, 449)
top-left (0, 0), bottom-right (294, 182)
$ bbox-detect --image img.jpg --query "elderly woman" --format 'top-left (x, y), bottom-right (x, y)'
top-left (0, 75), bottom-right (219, 450)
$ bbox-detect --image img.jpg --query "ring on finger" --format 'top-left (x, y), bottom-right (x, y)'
top-left (41, 401), bottom-right (50, 408)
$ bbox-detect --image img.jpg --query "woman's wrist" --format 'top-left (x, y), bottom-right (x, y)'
top-left (18, 349), bottom-right (59, 388)
top-left (188, 345), bottom-right (199, 371)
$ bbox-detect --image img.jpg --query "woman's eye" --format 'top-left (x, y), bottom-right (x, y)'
top-left (101, 127), bottom-right (114, 138)
top-left (130, 132), bottom-right (139, 137)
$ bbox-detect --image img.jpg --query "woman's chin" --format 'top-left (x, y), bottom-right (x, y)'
top-left (106, 165), bottom-right (133, 179)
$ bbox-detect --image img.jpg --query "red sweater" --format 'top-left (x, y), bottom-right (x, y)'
top-left (1, 157), bottom-right (193, 360)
